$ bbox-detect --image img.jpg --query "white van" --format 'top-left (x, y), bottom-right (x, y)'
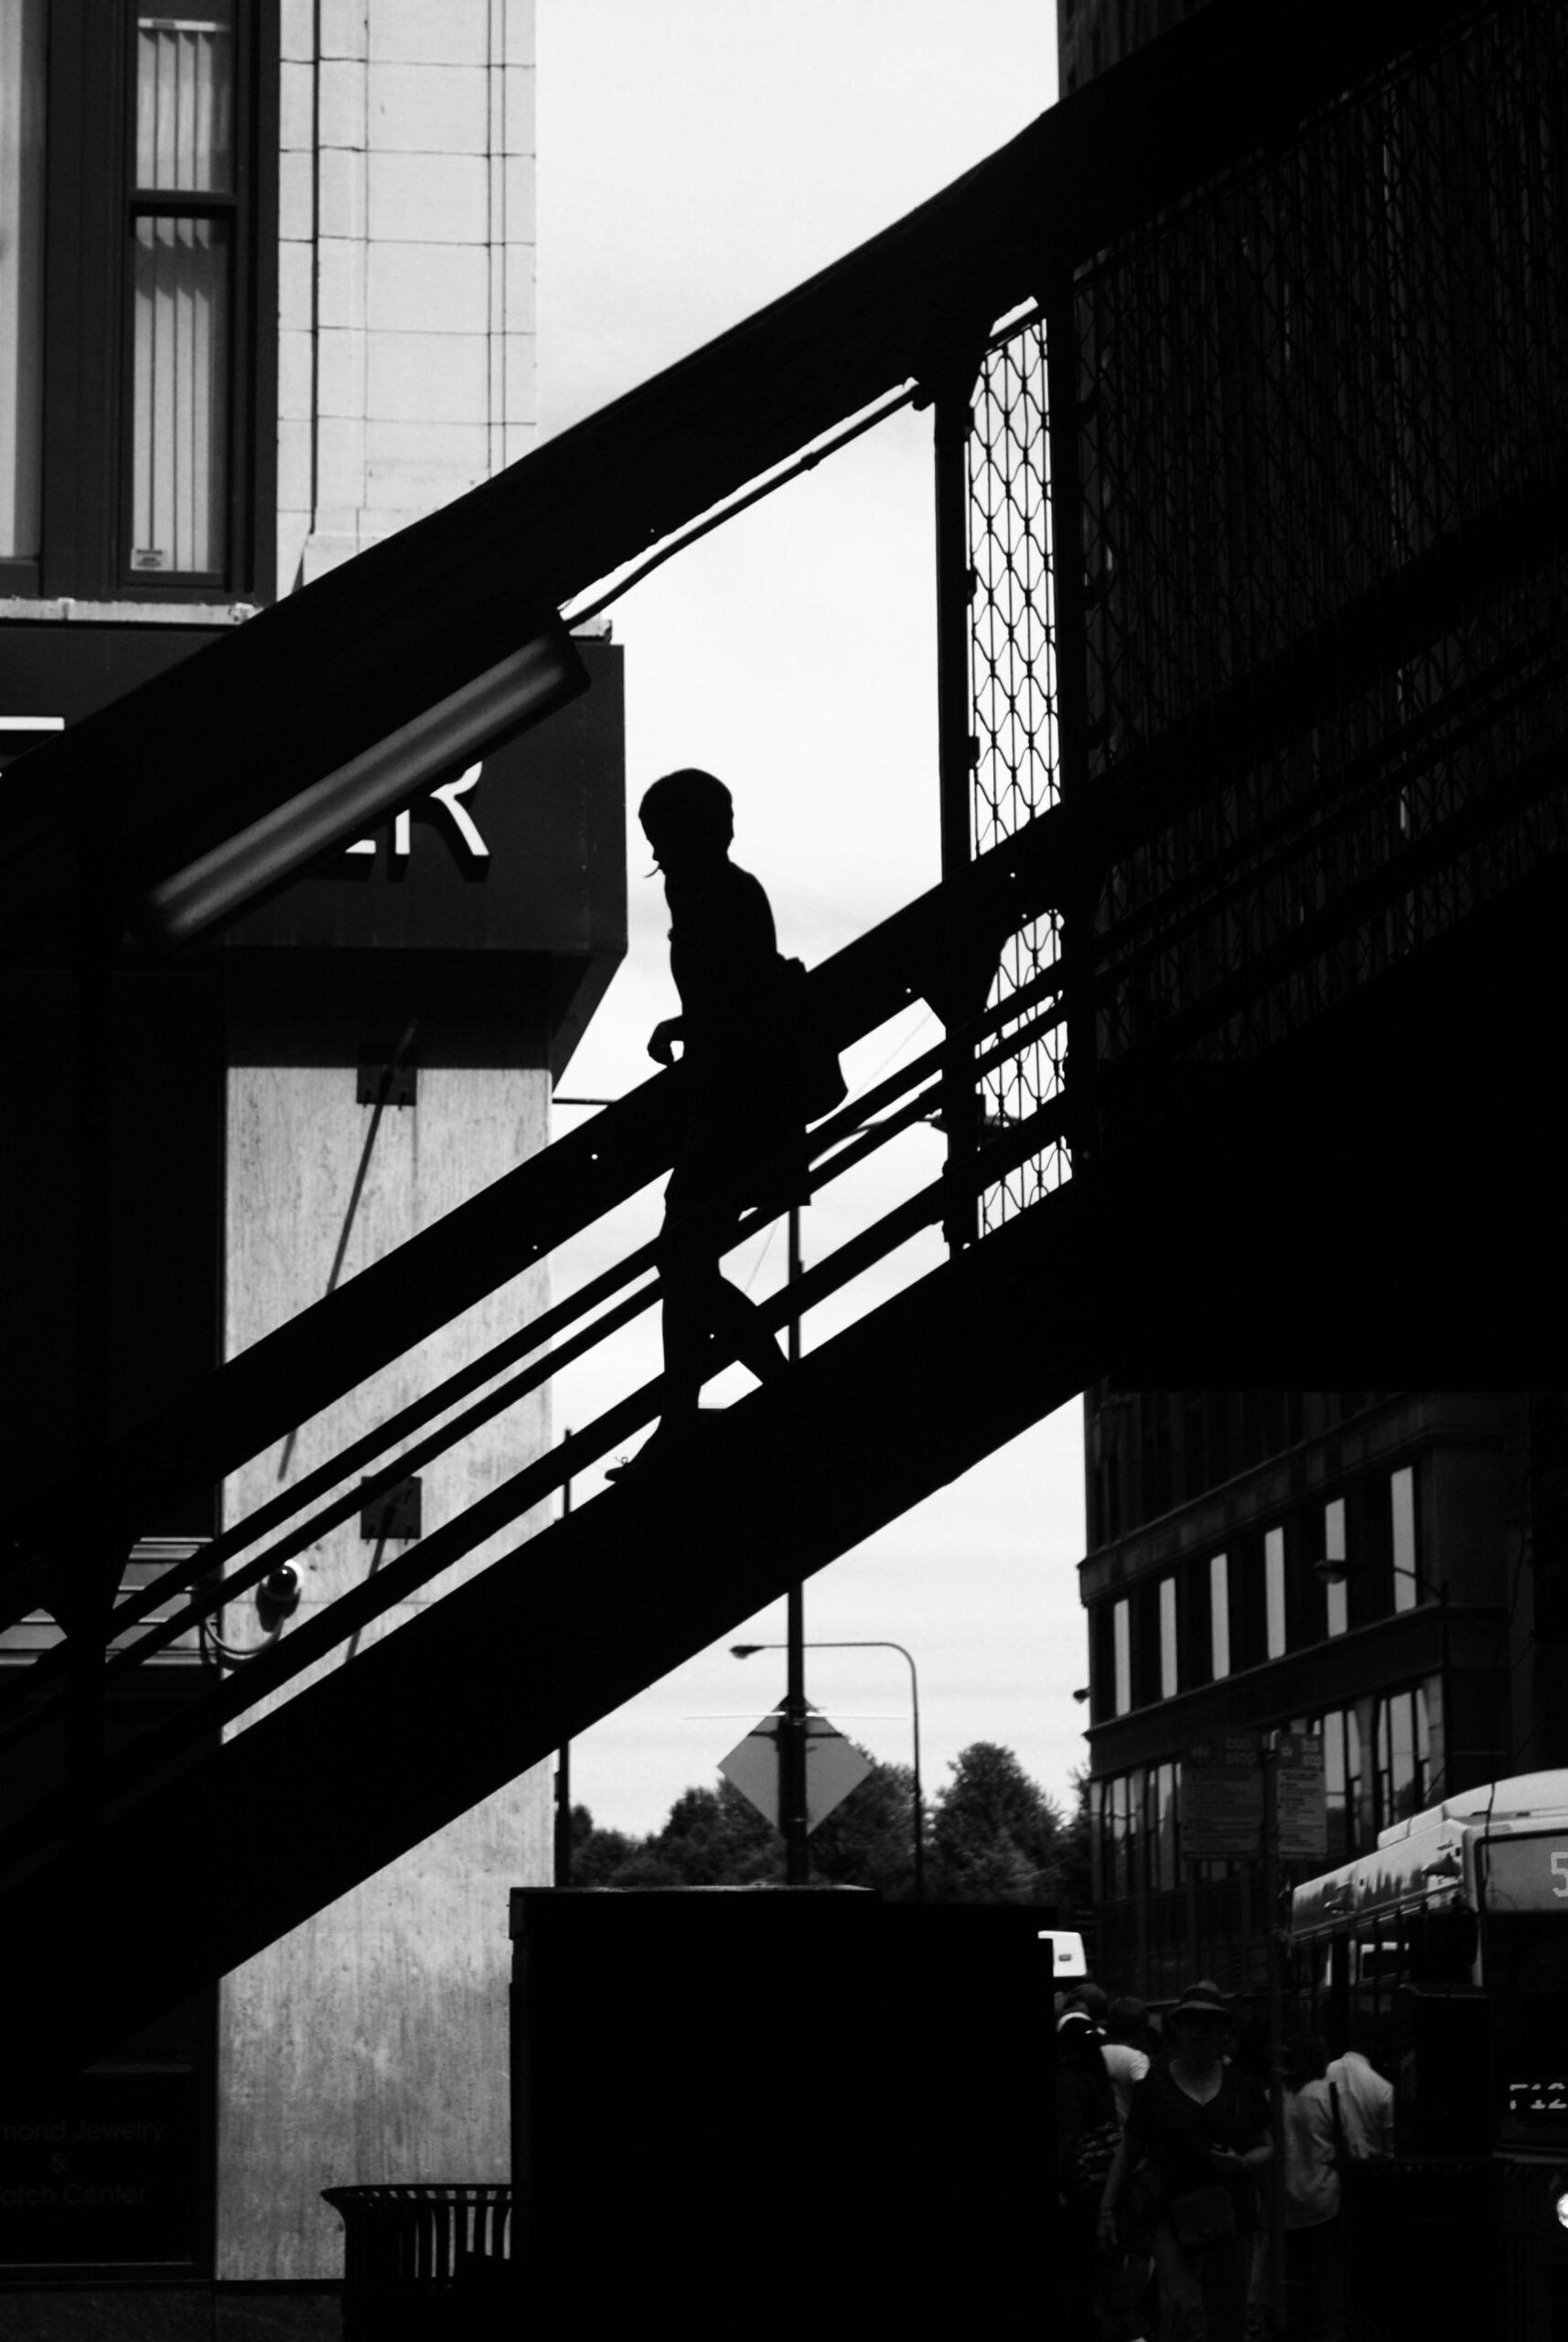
top-left (1037, 1928), bottom-right (1088, 1982)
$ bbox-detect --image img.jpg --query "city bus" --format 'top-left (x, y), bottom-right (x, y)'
top-left (1288, 1769), bottom-right (1568, 2337)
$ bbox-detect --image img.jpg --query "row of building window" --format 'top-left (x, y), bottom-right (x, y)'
top-left (1088, 1391), bottom-right (1394, 1549)
top-left (1092, 1683), bottom-right (1435, 1904)
top-left (1092, 1465), bottom-right (1419, 1719)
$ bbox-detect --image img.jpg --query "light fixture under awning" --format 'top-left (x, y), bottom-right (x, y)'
top-left (140, 619), bottom-right (586, 944)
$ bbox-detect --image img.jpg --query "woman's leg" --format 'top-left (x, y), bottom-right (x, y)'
top-left (1200, 2232), bottom-right (1253, 2342)
top-left (1151, 2226), bottom-right (1207, 2342)
top-left (656, 1171), bottom-right (787, 1428)
top-left (709, 1273), bottom-right (788, 1385)
top-left (659, 1159), bottom-right (787, 1416)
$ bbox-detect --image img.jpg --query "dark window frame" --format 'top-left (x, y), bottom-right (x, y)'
top-left (1131, 1575), bottom-right (1160, 1709)
top-left (1089, 1597), bottom-right (1116, 1726)
top-left (0, 0), bottom-right (278, 606)
top-left (1231, 1524), bottom-right (1266, 1672)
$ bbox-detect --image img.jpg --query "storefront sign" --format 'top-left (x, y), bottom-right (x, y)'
top-left (0, 623), bottom-right (626, 964)
top-left (220, 636), bottom-right (625, 957)
top-left (0, 2071), bottom-right (204, 2267)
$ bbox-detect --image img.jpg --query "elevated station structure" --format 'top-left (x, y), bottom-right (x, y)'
top-left (1, 0), bottom-right (1565, 2310)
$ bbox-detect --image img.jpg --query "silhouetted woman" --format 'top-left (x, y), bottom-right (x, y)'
top-left (616, 769), bottom-right (807, 1474)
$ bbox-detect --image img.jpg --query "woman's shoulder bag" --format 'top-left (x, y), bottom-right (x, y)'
top-left (773, 954), bottom-right (848, 1123)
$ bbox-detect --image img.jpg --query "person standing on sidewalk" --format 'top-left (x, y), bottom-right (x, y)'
top-left (1280, 2032), bottom-right (1346, 2341)
top-left (1098, 1980), bottom-right (1272, 2342)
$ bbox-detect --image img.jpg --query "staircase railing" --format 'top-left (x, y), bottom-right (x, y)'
top-left (4, 431), bottom-right (1567, 1875)
top-left (3, 0), bottom-right (1563, 1926)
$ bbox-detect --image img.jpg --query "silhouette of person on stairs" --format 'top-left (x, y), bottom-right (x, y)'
top-left (611, 769), bottom-right (808, 1479)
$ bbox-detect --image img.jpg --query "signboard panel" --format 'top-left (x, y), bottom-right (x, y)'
top-left (0, 2068), bottom-right (205, 2268)
top-left (0, 623), bottom-right (626, 966)
top-left (1483, 1833), bottom-right (1568, 1913)
top-left (1275, 1732), bottom-right (1327, 1862)
top-left (1181, 1733), bottom-right (1262, 1861)
top-left (220, 638), bottom-right (626, 958)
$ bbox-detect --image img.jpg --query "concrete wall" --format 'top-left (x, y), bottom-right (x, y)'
top-left (216, 0), bottom-right (551, 2281)
top-left (217, 1016), bottom-right (554, 2279)
top-left (277, 0), bottom-right (537, 591)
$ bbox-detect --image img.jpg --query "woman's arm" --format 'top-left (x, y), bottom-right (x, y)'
top-left (647, 1015), bottom-right (685, 1066)
top-left (1210, 2087), bottom-right (1273, 2177)
top-left (1096, 2130), bottom-right (1133, 2248)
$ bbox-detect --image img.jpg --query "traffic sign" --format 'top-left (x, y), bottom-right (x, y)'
top-left (719, 1704), bottom-right (872, 1834)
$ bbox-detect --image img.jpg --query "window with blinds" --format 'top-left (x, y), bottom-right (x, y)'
top-left (129, 10), bottom-right (235, 577)
top-left (0, 0), bottom-right (274, 604)
top-left (0, 0), bottom-right (47, 562)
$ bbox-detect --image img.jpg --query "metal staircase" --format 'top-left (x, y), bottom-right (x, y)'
top-left (1, 0), bottom-right (1565, 2084)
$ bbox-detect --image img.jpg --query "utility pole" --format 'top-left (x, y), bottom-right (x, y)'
top-left (1262, 1734), bottom-right (1287, 2334)
top-left (779, 1207), bottom-right (810, 1883)
top-left (931, 348), bottom-right (983, 1252)
top-left (554, 1443), bottom-right (573, 1887)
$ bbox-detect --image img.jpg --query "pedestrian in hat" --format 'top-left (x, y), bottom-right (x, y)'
top-left (1097, 1980), bottom-right (1272, 2342)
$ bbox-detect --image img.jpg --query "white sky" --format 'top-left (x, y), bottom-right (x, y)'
top-left (533, 2), bottom-right (1090, 1840)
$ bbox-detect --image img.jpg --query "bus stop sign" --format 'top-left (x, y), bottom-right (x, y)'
top-left (1274, 1732), bottom-right (1327, 1861)
top-left (1181, 1734), bottom-right (1263, 1860)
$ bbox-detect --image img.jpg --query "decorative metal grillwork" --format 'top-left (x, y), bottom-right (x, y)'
top-left (968, 316), bottom-right (1065, 1230)
top-left (1069, 0), bottom-right (1568, 1146)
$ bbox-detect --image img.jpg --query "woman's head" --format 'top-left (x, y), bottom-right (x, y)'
top-left (1166, 1978), bottom-right (1232, 2057)
top-left (639, 768), bottom-right (735, 867)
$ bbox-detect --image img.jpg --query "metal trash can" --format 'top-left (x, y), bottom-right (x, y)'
top-left (321, 2182), bottom-right (513, 2340)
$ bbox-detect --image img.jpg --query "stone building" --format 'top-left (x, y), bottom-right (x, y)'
top-left (0, 0), bottom-right (624, 2315)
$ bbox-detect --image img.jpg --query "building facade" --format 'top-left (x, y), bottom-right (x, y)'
top-left (1079, 1391), bottom-right (1564, 2002)
top-left (1, 0), bottom-right (625, 2311)
top-left (1058, 0), bottom-right (1214, 95)
top-left (1051, 0), bottom-right (1568, 2005)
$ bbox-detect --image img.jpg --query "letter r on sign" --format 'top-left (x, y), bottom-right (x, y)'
top-left (430, 764), bottom-right (489, 857)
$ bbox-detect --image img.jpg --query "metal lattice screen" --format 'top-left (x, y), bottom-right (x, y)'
top-left (968, 317), bottom-right (1065, 1231)
top-left (1070, 0), bottom-right (1568, 1136)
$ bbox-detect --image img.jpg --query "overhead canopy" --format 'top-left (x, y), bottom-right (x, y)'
top-left (0, 0), bottom-right (1459, 947)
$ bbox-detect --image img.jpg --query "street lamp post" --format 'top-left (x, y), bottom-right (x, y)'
top-left (733, 1638), bottom-right (924, 1901)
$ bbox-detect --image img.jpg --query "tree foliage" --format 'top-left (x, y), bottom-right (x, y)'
top-left (809, 1756), bottom-right (920, 1898)
top-left (1058, 1763), bottom-right (1094, 1916)
top-left (928, 1740), bottom-right (1067, 1905)
top-left (568, 1739), bottom-right (1073, 1907)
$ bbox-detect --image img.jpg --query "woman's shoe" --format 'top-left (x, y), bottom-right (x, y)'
top-left (604, 1413), bottom-right (714, 1485)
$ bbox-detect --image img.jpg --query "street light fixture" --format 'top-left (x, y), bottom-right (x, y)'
top-left (1312, 1553), bottom-right (1443, 1600)
top-left (732, 1638), bottom-right (924, 1902)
